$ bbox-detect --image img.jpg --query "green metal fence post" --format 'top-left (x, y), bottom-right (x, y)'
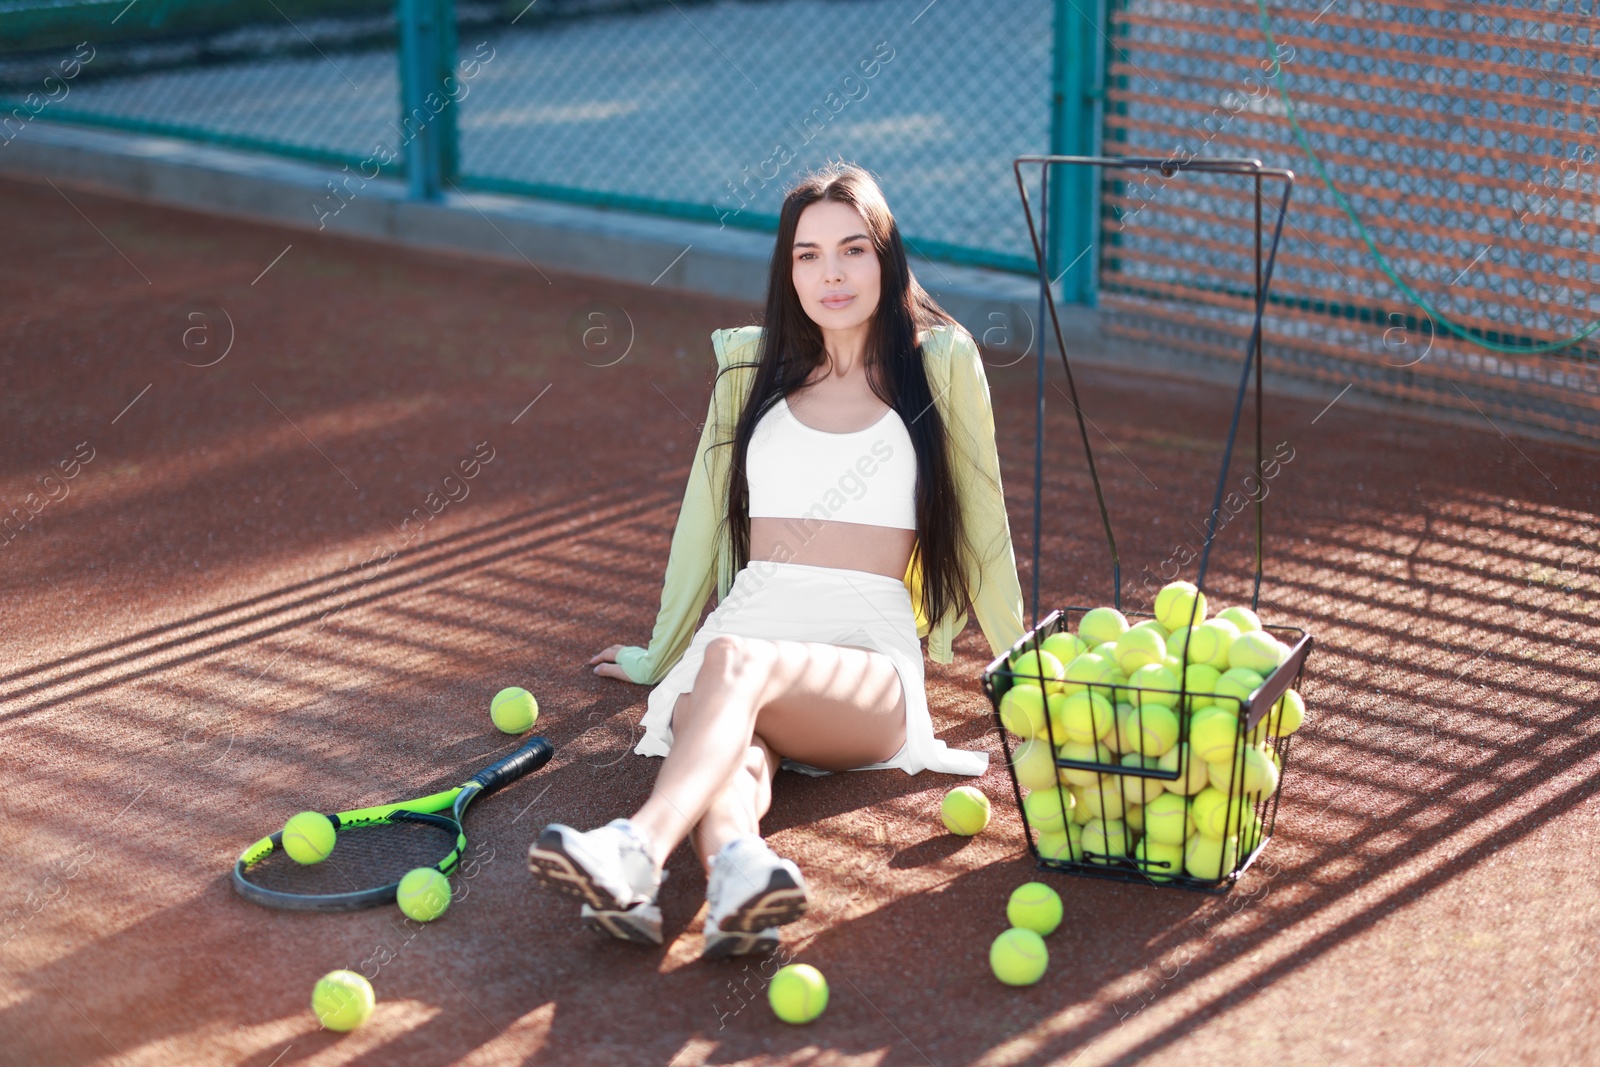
top-left (397, 0), bottom-right (459, 200)
top-left (1049, 0), bottom-right (1104, 307)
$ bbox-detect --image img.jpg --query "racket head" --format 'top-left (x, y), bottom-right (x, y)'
top-left (231, 736), bottom-right (553, 912)
top-left (232, 809), bottom-right (463, 913)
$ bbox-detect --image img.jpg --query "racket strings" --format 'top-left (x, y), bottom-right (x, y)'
top-left (241, 818), bottom-right (458, 897)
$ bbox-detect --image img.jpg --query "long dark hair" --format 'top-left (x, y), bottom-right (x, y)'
top-left (710, 160), bottom-right (974, 633)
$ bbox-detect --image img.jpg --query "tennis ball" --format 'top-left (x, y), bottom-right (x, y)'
top-left (769, 963), bottom-right (829, 1023)
top-left (1229, 631), bottom-right (1287, 675)
top-left (1090, 641), bottom-right (1119, 664)
top-left (1124, 800), bottom-right (1145, 835)
top-left (1059, 652), bottom-right (1116, 696)
top-left (1054, 690), bottom-right (1114, 745)
top-left (990, 927), bottom-right (1049, 986)
top-left (1127, 663), bottom-right (1180, 708)
top-left (312, 970), bottom-right (375, 1032)
top-left (396, 867), bottom-right (451, 922)
top-left (1157, 742), bottom-right (1209, 795)
top-left (1067, 786), bottom-right (1094, 823)
top-left (1133, 838), bottom-right (1186, 883)
top-left (1184, 832), bottom-right (1239, 882)
top-left (1007, 882), bottom-right (1064, 937)
top-left (1164, 626), bottom-right (1193, 662)
top-left (1118, 752), bottom-right (1166, 805)
top-left (999, 685), bottom-right (1048, 740)
top-left (1039, 631), bottom-right (1087, 666)
top-left (1128, 618), bottom-right (1169, 641)
top-left (1154, 581), bottom-right (1207, 632)
top-left (1194, 789), bottom-right (1260, 840)
top-left (1078, 607), bottom-right (1129, 647)
top-left (1217, 606), bottom-right (1262, 633)
top-left (1055, 740), bottom-right (1114, 788)
top-left (1077, 779), bottom-right (1127, 821)
top-left (1207, 746), bottom-right (1279, 798)
top-left (1011, 739), bottom-right (1059, 792)
top-left (1023, 786), bottom-right (1075, 833)
top-left (941, 786), bottom-right (991, 835)
top-left (1190, 708), bottom-right (1240, 764)
top-left (1108, 703), bottom-right (1137, 754)
top-left (1010, 649), bottom-right (1066, 693)
top-left (1113, 626), bottom-right (1167, 675)
top-left (1181, 663), bottom-right (1222, 712)
top-left (1186, 619), bottom-right (1240, 671)
top-left (1141, 792), bottom-right (1193, 845)
top-left (490, 686), bottom-right (538, 733)
top-left (1271, 688), bottom-right (1306, 736)
top-left (1126, 704), bottom-right (1180, 758)
top-left (1036, 821), bottom-right (1082, 861)
top-left (1080, 818), bottom-right (1131, 863)
top-left (282, 811), bottom-right (336, 865)
top-left (1214, 668), bottom-right (1265, 713)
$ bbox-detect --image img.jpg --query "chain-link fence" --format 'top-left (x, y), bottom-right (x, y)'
top-left (2, 0), bottom-right (1595, 439)
top-left (1101, 0), bottom-right (1600, 440)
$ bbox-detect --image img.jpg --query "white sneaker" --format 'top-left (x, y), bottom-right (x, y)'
top-left (701, 834), bottom-right (808, 958)
top-left (528, 819), bottom-right (666, 944)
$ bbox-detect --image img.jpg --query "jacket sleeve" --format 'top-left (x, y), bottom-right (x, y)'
top-left (613, 339), bottom-right (731, 685)
top-left (946, 328), bottom-right (1027, 660)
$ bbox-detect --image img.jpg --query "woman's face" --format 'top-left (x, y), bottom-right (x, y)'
top-left (791, 200), bottom-right (881, 331)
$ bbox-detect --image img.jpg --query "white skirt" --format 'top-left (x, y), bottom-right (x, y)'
top-left (633, 560), bottom-right (988, 777)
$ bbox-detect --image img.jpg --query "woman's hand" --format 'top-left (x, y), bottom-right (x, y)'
top-left (588, 644), bottom-right (632, 681)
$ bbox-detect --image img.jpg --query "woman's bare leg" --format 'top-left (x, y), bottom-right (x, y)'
top-left (629, 634), bottom-right (907, 871)
top-left (687, 732), bottom-right (777, 877)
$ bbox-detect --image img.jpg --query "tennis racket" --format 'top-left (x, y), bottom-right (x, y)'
top-left (232, 735), bottom-right (554, 912)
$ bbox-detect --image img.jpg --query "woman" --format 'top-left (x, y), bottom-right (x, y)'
top-left (527, 161), bottom-right (1027, 959)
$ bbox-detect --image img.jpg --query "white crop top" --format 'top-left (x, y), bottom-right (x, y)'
top-left (746, 396), bottom-right (918, 530)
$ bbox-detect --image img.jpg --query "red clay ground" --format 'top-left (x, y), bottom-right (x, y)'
top-left (1, 174), bottom-right (1597, 1067)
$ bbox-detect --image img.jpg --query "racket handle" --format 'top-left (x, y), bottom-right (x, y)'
top-left (470, 735), bottom-right (554, 796)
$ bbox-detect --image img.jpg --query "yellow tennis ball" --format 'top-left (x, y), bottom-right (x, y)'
top-left (1113, 626), bottom-right (1166, 675)
top-left (1035, 822), bottom-right (1082, 861)
top-left (1055, 740), bottom-right (1114, 788)
top-left (1124, 800), bottom-right (1144, 835)
top-left (1141, 792), bottom-right (1193, 845)
top-left (1022, 786), bottom-right (1074, 833)
top-left (490, 686), bottom-right (538, 733)
top-left (1184, 832), bottom-right (1239, 882)
top-left (1076, 779), bottom-right (1126, 821)
top-left (1118, 752), bottom-right (1166, 805)
top-left (1133, 837), bottom-right (1186, 883)
top-left (990, 927), bottom-right (1049, 986)
top-left (1184, 618), bottom-right (1239, 671)
top-left (1059, 652), bottom-right (1116, 697)
top-left (1228, 631), bottom-right (1287, 675)
top-left (1009, 649), bottom-right (1066, 693)
top-left (1053, 690), bottom-right (1114, 745)
top-left (1126, 704), bottom-right (1180, 758)
top-left (999, 685), bottom-right (1048, 740)
top-left (396, 867), bottom-right (451, 922)
top-left (282, 811), bottom-right (336, 865)
top-left (312, 969), bottom-right (375, 1032)
top-left (769, 963), bottom-right (829, 1023)
top-left (1157, 742), bottom-right (1210, 795)
top-left (1154, 580), bottom-right (1207, 632)
top-left (1190, 708), bottom-right (1240, 764)
top-left (1213, 668), bottom-right (1264, 714)
top-left (941, 786), bottom-right (991, 835)
top-left (1010, 739), bottom-right (1059, 792)
top-left (1078, 606), bottom-right (1129, 646)
top-left (1006, 882), bottom-right (1063, 937)
top-left (1127, 663), bottom-right (1180, 708)
top-left (1207, 746), bottom-right (1279, 798)
top-left (1181, 663), bottom-right (1222, 712)
top-left (1271, 688), bottom-right (1307, 736)
top-left (1080, 818), bottom-right (1130, 863)
top-left (1039, 631), bottom-right (1087, 666)
top-left (1217, 605), bottom-right (1262, 633)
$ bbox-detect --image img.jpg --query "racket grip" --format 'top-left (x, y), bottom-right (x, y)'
top-left (470, 735), bottom-right (554, 795)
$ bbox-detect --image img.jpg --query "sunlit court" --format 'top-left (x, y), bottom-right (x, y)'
top-left (1, 2), bottom-right (1597, 1065)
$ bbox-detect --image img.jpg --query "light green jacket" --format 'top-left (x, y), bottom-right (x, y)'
top-left (615, 322), bottom-right (1027, 685)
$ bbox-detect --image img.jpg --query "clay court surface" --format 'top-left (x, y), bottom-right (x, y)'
top-left (2, 175), bottom-right (1597, 1066)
